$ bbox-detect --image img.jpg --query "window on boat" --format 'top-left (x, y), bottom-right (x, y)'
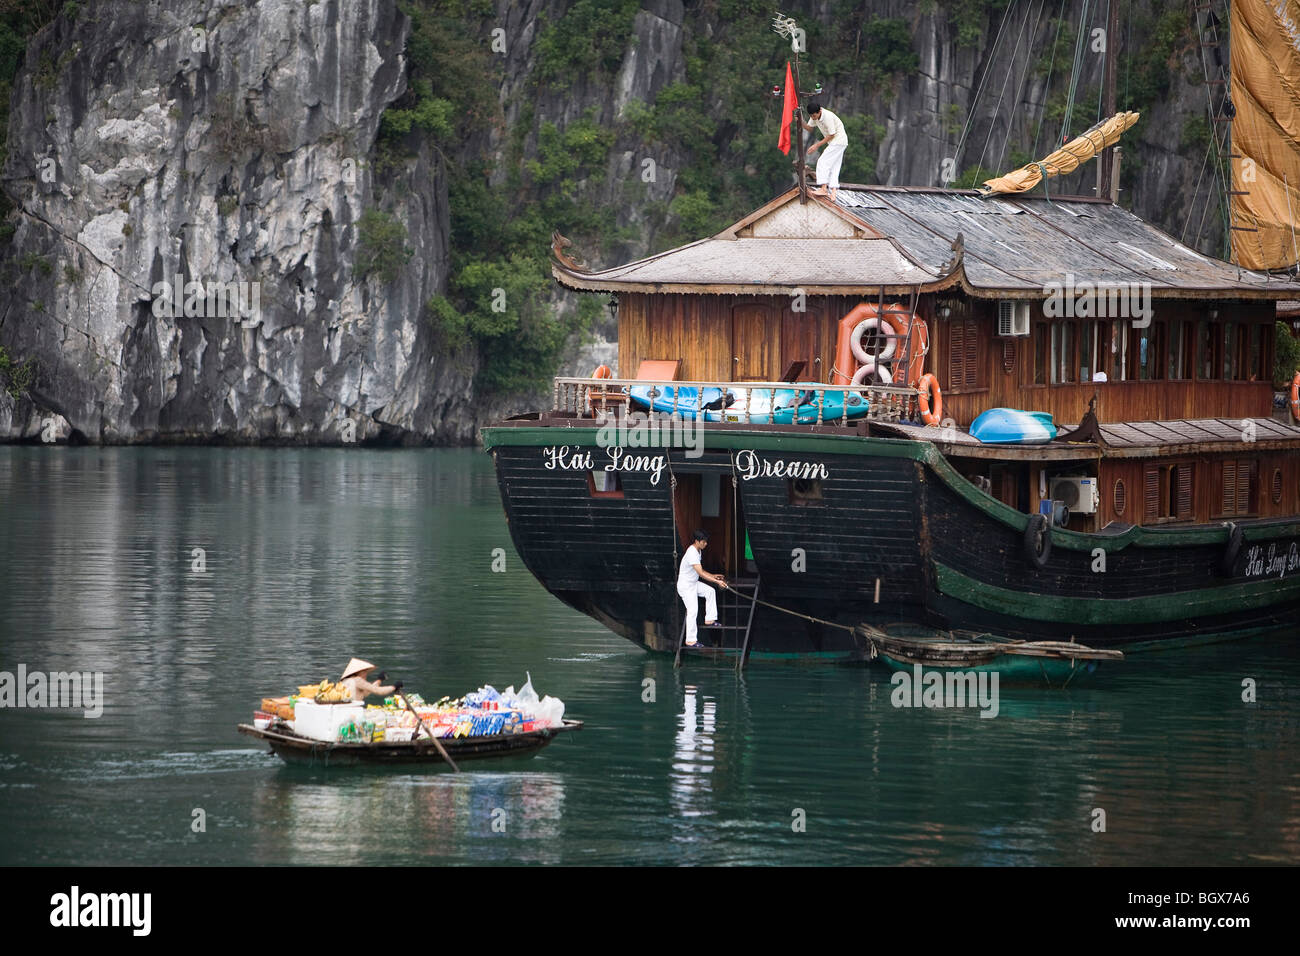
top-left (1033, 321), bottom-right (1048, 385)
top-left (1143, 461), bottom-right (1195, 523)
top-left (1197, 320), bottom-right (1219, 380)
top-left (587, 470), bottom-right (624, 499)
top-left (1259, 323), bottom-right (1275, 381)
top-left (1216, 459), bottom-right (1258, 518)
top-left (1168, 320), bottom-right (1193, 380)
top-left (1049, 322), bottom-right (1075, 384)
top-left (1135, 321), bottom-right (1164, 381)
top-left (1223, 322), bottom-right (1239, 380)
top-left (1108, 321), bottom-right (1128, 381)
top-left (788, 477), bottom-right (824, 506)
top-left (1079, 321), bottom-right (1094, 381)
top-left (1144, 463), bottom-right (1190, 522)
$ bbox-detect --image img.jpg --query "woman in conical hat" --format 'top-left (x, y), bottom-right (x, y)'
top-left (339, 658), bottom-right (400, 702)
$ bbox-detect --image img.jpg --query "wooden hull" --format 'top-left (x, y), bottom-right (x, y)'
top-left (483, 423), bottom-right (1300, 658)
top-left (857, 625), bottom-right (1123, 685)
top-left (237, 720), bottom-right (583, 766)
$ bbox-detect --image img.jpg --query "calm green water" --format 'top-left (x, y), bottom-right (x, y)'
top-left (0, 446), bottom-right (1297, 865)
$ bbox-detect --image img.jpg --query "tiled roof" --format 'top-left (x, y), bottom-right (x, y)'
top-left (553, 186), bottom-right (1300, 299)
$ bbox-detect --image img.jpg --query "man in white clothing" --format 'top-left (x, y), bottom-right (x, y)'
top-left (678, 529), bottom-right (727, 647)
top-left (800, 100), bottom-right (847, 201)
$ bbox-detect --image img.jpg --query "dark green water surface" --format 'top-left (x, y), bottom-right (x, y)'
top-left (0, 447), bottom-right (1297, 865)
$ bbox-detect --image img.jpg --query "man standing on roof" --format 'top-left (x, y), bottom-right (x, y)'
top-left (800, 100), bottom-right (847, 202)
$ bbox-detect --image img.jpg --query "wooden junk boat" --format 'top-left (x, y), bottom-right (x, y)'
top-left (237, 720), bottom-right (584, 767)
top-left (483, 179), bottom-right (1300, 661)
top-left (482, 8), bottom-right (1300, 662)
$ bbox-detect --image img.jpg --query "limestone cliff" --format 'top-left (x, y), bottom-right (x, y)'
top-left (0, 0), bottom-right (489, 443)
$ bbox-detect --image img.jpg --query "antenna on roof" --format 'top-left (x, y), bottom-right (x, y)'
top-left (771, 13), bottom-right (804, 53)
top-left (773, 13), bottom-right (810, 203)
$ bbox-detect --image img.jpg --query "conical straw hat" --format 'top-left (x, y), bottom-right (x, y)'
top-left (341, 658), bottom-right (375, 679)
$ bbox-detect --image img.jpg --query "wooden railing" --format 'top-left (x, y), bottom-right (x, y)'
top-left (551, 376), bottom-right (920, 425)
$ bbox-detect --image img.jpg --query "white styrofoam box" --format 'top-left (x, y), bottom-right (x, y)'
top-left (293, 700), bottom-right (364, 741)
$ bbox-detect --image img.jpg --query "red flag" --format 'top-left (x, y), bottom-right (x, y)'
top-left (778, 61), bottom-right (797, 154)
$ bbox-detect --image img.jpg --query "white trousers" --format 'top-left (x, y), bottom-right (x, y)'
top-left (816, 143), bottom-right (846, 189)
top-left (678, 581), bottom-right (717, 644)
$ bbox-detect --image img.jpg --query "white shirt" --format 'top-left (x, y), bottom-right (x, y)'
top-left (678, 546), bottom-right (703, 589)
top-left (812, 108), bottom-right (847, 148)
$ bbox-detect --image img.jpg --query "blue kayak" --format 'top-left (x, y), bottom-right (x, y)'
top-left (628, 385), bottom-right (733, 418)
top-left (718, 386), bottom-right (869, 424)
top-left (969, 408), bottom-right (1057, 444)
top-left (628, 384), bottom-right (868, 424)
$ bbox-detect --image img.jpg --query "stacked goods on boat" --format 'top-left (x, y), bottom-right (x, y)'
top-left (250, 676), bottom-right (565, 744)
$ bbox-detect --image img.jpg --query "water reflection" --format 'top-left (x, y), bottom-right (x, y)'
top-left (249, 770), bottom-right (567, 865)
top-left (671, 685), bottom-right (717, 821)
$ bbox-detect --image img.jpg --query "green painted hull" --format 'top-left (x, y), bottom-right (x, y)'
top-left (483, 421), bottom-right (1300, 657)
top-left (875, 653), bottom-right (1105, 686)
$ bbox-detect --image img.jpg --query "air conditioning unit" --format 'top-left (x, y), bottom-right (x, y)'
top-left (997, 300), bottom-right (1030, 336)
top-left (1049, 476), bottom-right (1098, 515)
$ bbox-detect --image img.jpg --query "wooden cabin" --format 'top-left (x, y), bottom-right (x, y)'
top-left (552, 185), bottom-right (1300, 533)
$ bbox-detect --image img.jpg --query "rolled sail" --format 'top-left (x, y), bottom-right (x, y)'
top-left (978, 111), bottom-right (1140, 197)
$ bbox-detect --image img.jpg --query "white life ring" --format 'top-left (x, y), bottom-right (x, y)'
top-left (850, 318), bottom-right (899, 364)
top-left (851, 360), bottom-right (894, 386)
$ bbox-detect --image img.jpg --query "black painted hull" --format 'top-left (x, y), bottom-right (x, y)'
top-left (485, 428), bottom-right (1300, 657)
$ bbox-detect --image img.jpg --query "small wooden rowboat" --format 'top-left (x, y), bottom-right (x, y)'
top-left (855, 623), bottom-right (1123, 686)
top-left (237, 719), bottom-right (583, 766)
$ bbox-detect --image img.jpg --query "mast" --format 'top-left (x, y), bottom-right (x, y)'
top-left (773, 13), bottom-right (809, 204)
top-left (791, 52), bottom-right (808, 204)
top-left (1098, 0), bottom-right (1120, 202)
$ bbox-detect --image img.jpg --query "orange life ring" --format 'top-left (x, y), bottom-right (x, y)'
top-left (917, 373), bottom-right (942, 426)
top-left (832, 303), bottom-right (920, 386)
top-left (1291, 371), bottom-right (1300, 423)
top-left (592, 365), bottom-right (613, 379)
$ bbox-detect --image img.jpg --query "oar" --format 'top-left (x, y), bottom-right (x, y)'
top-left (397, 691), bottom-right (459, 773)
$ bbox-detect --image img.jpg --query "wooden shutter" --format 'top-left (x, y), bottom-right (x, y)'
top-left (948, 319), bottom-right (979, 389)
top-left (1222, 460), bottom-right (1238, 516)
top-left (1239, 460), bottom-right (1256, 515)
top-left (1221, 459), bottom-right (1258, 516)
top-left (1143, 465), bottom-right (1160, 521)
top-left (1175, 463), bottom-right (1195, 520)
top-left (949, 321), bottom-right (966, 389)
top-left (963, 319), bottom-right (978, 387)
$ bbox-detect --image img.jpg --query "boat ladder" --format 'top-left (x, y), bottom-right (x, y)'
top-left (674, 575), bottom-right (761, 671)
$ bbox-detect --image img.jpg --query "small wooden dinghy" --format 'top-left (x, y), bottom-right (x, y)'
top-left (238, 719), bottom-right (583, 767)
top-left (855, 623), bottom-right (1123, 686)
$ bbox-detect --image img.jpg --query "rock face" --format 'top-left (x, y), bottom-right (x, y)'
top-left (0, 0), bottom-right (1232, 443)
top-left (0, 0), bottom-right (489, 444)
